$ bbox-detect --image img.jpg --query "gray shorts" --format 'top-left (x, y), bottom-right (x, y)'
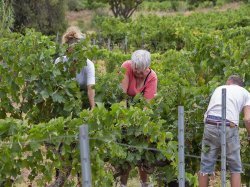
top-left (200, 124), bottom-right (242, 174)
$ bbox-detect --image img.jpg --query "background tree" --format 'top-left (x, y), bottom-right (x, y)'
top-left (12, 0), bottom-right (67, 35)
top-left (97, 0), bottom-right (144, 20)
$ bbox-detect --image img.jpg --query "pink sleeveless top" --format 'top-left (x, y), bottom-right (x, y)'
top-left (122, 60), bottom-right (158, 100)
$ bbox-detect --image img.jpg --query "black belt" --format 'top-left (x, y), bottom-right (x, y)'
top-left (205, 120), bottom-right (236, 128)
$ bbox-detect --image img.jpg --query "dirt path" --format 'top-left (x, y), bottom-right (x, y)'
top-left (66, 9), bottom-right (94, 27)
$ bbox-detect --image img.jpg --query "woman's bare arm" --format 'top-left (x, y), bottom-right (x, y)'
top-left (87, 85), bottom-right (95, 110)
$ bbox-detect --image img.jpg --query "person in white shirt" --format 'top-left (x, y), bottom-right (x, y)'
top-left (55, 26), bottom-right (95, 109)
top-left (199, 75), bottom-right (250, 187)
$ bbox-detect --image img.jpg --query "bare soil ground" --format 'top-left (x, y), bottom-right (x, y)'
top-left (66, 9), bottom-right (94, 27)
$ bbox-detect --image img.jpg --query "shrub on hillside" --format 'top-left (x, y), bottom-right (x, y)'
top-left (67, 0), bottom-right (85, 11)
top-left (12, 0), bottom-right (67, 35)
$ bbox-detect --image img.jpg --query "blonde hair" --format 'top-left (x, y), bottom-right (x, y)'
top-left (62, 26), bottom-right (85, 45)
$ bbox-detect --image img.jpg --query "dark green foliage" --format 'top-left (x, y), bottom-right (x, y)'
top-left (12, 0), bottom-right (67, 35)
top-left (67, 0), bottom-right (85, 11)
top-left (188, 0), bottom-right (217, 9)
top-left (67, 0), bottom-right (106, 10)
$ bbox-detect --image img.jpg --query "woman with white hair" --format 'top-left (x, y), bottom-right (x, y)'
top-left (120, 49), bottom-right (158, 187)
top-left (121, 49), bottom-right (157, 102)
top-left (55, 26), bottom-right (95, 109)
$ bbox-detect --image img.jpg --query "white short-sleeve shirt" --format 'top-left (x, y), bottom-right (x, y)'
top-left (54, 56), bottom-right (95, 88)
top-left (204, 84), bottom-right (250, 125)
